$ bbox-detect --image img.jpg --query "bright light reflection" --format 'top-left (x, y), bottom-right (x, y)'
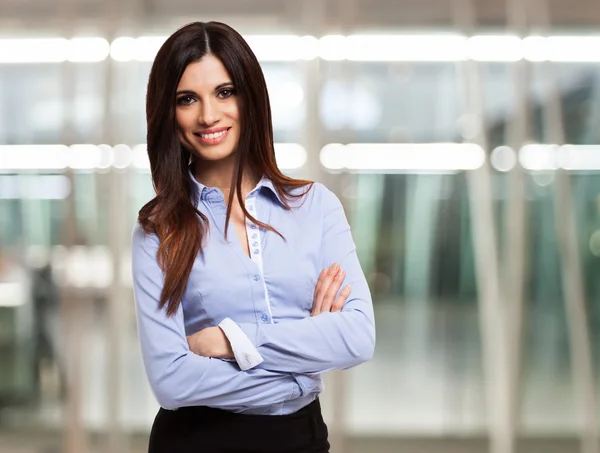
top-left (346, 35), bottom-right (468, 61)
top-left (321, 143), bottom-right (485, 172)
top-left (274, 144), bottom-right (307, 170)
top-left (68, 37), bottom-right (110, 62)
top-left (519, 144), bottom-right (560, 170)
top-left (468, 35), bottom-right (523, 61)
top-left (0, 38), bottom-right (69, 63)
top-left (0, 145), bottom-right (68, 170)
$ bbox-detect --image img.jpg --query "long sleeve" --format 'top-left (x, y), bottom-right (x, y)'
top-left (131, 224), bottom-right (319, 411)
top-left (235, 185), bottom-right (376, 375)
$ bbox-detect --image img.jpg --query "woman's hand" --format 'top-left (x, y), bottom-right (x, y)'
top-left (311, 262), bottom-right (351, 316)
top-left (187, 326), bottom-right (234, 359)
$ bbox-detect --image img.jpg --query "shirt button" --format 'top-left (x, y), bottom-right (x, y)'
top-left (252, 241), bottom-right (258, 247)
top-left (251, 225), bottom-right (257, 230)
top-left (253, 274), bottom-right (260, 281)
top-left (260, 313), bottom-right (269, 323)
top-left (252, 233), bottom-right (258, 239)
top-left (253, 249), bottom-right (259, 255)
top-left (248, 205), bottom-right (254, 211)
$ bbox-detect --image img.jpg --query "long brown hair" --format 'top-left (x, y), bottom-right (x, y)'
top-left (138, 21), bottom-right (313, 316)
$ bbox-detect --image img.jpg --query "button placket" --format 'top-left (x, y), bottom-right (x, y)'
top-left (244, 195), bottom-right (274, 324)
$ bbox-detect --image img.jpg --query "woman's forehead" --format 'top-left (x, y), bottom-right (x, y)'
top-left (177, 55), bottom-right (232, 90)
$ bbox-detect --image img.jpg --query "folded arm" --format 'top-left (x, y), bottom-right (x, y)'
top-left (131, 225), bottom-right (319, 411)
top-left (224, 184), bottom-right (376, 375)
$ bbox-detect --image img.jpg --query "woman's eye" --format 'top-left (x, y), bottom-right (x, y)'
top-left (218, 89), bottom-right (235, 99)
top-left (177, 96), bottom-right (195, 105)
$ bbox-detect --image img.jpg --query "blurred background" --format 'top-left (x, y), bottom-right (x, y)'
top-left (1, 0), bottom-right (600, 452)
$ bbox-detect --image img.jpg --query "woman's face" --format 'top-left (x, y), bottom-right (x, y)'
top-left (175, 54), bottom-right (240, 164)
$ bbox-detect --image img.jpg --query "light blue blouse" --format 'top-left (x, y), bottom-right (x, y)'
top-left (131, 172), bottom-right (375, 415)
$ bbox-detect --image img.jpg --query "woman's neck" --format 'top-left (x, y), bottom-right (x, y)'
top-left (192, 158), bottom-right (260, 204)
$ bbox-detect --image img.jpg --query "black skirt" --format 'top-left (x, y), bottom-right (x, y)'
top-left (148, 398), bottom-right (330, 453)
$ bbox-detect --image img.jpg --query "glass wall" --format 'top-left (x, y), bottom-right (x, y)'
top-left (1, 25), bottom-right (599, 453)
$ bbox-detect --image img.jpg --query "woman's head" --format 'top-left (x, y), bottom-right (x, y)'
top-left (139, 22), bottom-right (312, 316)
top-left (146, 21), bottom-right (274, 192)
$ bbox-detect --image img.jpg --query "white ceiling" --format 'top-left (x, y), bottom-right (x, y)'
top-left (0, 0), bottom-right (599, 35)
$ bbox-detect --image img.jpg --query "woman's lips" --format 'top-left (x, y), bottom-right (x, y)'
top-left (193, 127), bottom-right (231, 146)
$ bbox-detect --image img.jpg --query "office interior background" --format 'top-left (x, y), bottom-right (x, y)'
top-left (1, 0), bottom-right (600, 452)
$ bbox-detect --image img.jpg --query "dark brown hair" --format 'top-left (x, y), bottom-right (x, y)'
top-left (138, 21), bottom-right (313, 316)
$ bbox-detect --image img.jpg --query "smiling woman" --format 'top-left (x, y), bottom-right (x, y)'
top-left (132, 21), bottom-right (375, 453)
top-left (175, 58), bottom-right (239, 159)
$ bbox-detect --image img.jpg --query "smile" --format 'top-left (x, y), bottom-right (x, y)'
top-left (193, 127), bottom-right (231, 146)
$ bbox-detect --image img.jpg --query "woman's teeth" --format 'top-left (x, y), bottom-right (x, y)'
top-left (199, 130), bottom-right (226, 139)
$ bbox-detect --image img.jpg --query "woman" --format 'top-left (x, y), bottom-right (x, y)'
top-left (131, 21), bottom-right (375, 453)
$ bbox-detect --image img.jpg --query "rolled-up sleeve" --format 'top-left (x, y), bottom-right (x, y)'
top-left (235, 184), bottom-right (376, 375)
top-left (131, 223), bottom-right (308, 410)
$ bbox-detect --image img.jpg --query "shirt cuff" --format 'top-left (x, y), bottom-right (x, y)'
top-left (218, 318), bottom-right (264, 371)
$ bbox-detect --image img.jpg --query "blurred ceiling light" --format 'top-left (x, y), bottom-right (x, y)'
top-left (299, 36), bottom-right (320, 60)
top-left (523, 36), bottom-right (600, 62)
top-left (519, 144), bottom-right (559, 170)
top-left (109, 37), bottom-right (136, 61)
top-left (244, 35), bottom-right (317, 61)
top-left (319, 35), bottom-right (347, 61)
top-left (522, 36), bottom-right (548, 62)
top-left (68, 144), bottom-right (102, 169)
top-left (6, 34), bottom-right (600, 64)
top-left (320, 143), bottom-right (485, 172)
top-left (0, 145), bottom-right (68, 170)
top-left (520, 144), bottom-right (600, 171)
top-left (134, 36), bottom-right (167, 61)
top-left (467, 35), bottom-right (523, 61)
top-left (68, 37), bottom-right (110, 62)
top-left (544, 36), bottom-right (600, 62)
top-left (110, 36), bottom-right (167, 62)
top-left (0, 38), bottom-right (69, 63)
top-left (111, 144), bottom-right (133, 169)
top-left (558, 145), bottom-right (600, 170)
top-left (320, 143), bottom-right (346, 170)
top-left (345, 35), bottom-right (468, 61)
top-left (97, 144), bottom-right (113, 169)
top-left (132, 144), bottom-right (150, 170)
top-left (490, 146), bottom-right (517, 171)
top-left (274, 143), bottom-right (307, 170)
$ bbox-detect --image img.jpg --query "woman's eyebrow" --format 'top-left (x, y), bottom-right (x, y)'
top-left (175, 82), bottom-right (234, 97)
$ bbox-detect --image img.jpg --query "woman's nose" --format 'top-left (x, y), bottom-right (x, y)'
top-left (198, 99), bottom-right (219, 125)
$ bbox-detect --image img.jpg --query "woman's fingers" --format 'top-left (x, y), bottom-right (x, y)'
top-left (312, 264), bottom-right (340, 316)
top-left (320, 268), bottom-right (346, 312)
top-left (311, 267), bottom-right (329, 316)
top-left (311, 263), bottom-right (351, 316)
top-left (332, 285), bottom-right (351, 312)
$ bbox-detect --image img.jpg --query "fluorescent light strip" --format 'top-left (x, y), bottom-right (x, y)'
top-left (490, 146), bottom-right (517, 171)
top-left (4, 144), bottom-right (600, 172)
top-left (0, 144), bottom-right (307, 171)
top-left (3, 35), bottom-right (600, 63)
top-left (274, 143), bottom-right (307, 169)
top-left (344, 35), bottom-right (469, 62)
top-left (519, 144), bottom-right (600, 170)
top-left (468, 35), bottom-right (523, 61)
top-left (110, 35), bottom-right (319, 62)
top-left (245, 35), bottom-right (318, 61)
top-left (0, 38), bottom-right (69, 63)
top-left (320, 143), bottom-right (486, 171)
top-left (0, 145), bottom-right (69, 169)
top-left (0, 38), bottom-right (109, 63)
